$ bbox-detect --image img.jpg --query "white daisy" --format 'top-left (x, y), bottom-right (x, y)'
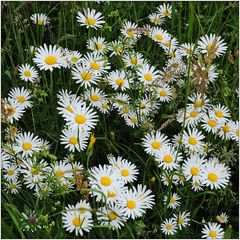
top-left (148, 13), bottom-right (164, 25)
top-left (123, 52), bottom-right (146, 68)
top-left (216, 212), bottom-right (229, 224)
top-left (77, 8), bottom-right (105, 29)
top-left (3, 164), bottom-right (19, 181)
top-left (107, 70), bottom-right (131, 91)
top-left (8, 87), bottom-right (32, 109)
top-left (173, 211), bottom-right (190, 230)
top-left (85, 87), bottom-right (106, 108)
top-left (151, 27), bottom-right (170, 45)
top-left (161, 218), bottom-right (177, 235)
top-left (201, 222), bottom-right (224, 239)
top-left (201, 114), bottom-right (220, 134)
top-left (229, 120), bottom-right (239, 143)
top-left (137, 64), bottom-right (160, 86)
top-left (209, 104), bottom-right (231, 124)
top-left (163, 193), bottom-right (181, 209)
top-left (18, 64), bottom-right (38, 82)
top-left (30, 13), bottom-right (50, 25)
top-left (13, 132), bottom-right (41, 157)
top-left (5, 179), bottom-right (21, 194)
top-left (157, 3), bottom-right (172, 18)
top-left (154, 84), bottom-right (173, 102)
top-left (87, 36), bottom-right (107, 54)
top-left (34, 44), bottom-right (66, 71)
top-left (121, 21), bottom-right (141, 39)
top-left (179, 43), bottom-right (198, 58)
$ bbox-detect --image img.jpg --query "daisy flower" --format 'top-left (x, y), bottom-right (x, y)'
top-left (161, 172), bottom-right (178, 186)
top-left (85, 87), bottom-right (106, 108)
top-left (109, 156), bottom-right (139, 183)
top-left (179, 43), bottom-right (198, 58)
top-left (137, 64), bottom-right (160, 86)
top-left (65, 103), bottom-right (98, 132)
top-left (201, 161), bottom-right (230, 190)
top-left (87, 36), bottom-right (108, 54)
top-left (157, 3), bottom-right (172, 18)
top-left (201, 222), bottom-right (224, 239)
top-left (161, 218), bottom-right (177, 235)
top-left (66, 50), bottom-right (82, 66)
top-left (216, 212), bottom-right (229, 224)
top-left (97, 205), bottom-right (128, 230)
top-left (3, 164), bottom-right (19, 181)
top-left (201, 114), bottom-right (220, 134)
top-left (155, 145), bottom-right (182, 171)
top-left (137, 95), bottom-right (156, 116)
top-left (229, 120), bottom-right (239, 143)
top-left (98, 100), bottom-right (111, 114)
top-left (191, 180), bottom-right (204, 192)
top-left (34, 44), bottom-right (66, 71)
top-left (39, 138), bottom-right (51, 151)
top-left (30, 13), bottom-right (50, 25)
top-left (163, 193), bottom-right (181, 209)
top-left (8, 87), bottom-right (32, 109)
top-left (124, 112), bottom-right (139, 128)
top-left (173, 211), bottom-right (190, 230)
top-left (121, 21), bottom-right (141, 39)
top-left (13, 132), bottom-right (41, 157)
top-left (62, 210), bottom-right (93, 236)
top-left (107, 70), bottom-right (131, 91)
top-left (217, 120), bottom-right (233, 140)
top-left (154, 84), bottom-right (173, 102)
top-left (184, 106), bottom-right (203, 127)
top-left (18, 64), bottom-right (38, 82)
top-left (198, 34), bottom-right (227, 57)
top-left (117, 188), bottom-right (146, 220)
top-left (142, 131), bottom-right (170, 156)
top-left (72, 64), bottom-right (99, 88)
top-left (188, 92), bottom-right (209, 111)
top-left (109, 40), bottom-right (124, 57)
top-left (151, 27), bottom-right (170, 45)
top-left (52, 161), bottom-right (73, 184)
top-left (60, 128), bottom-right (89, 152)
top-left (112, 93), bottom-right (130, 110)
top-left (71, 200), bottom-right (93, 219)
top-left (5, 179), bottom-right (21, 194)
top-left (88, 164), bottom-right (124, 202)
top-left (209, 104), bottom-right (231, 124)
top-left (162, 37), bottom-right (179, 52)
top-left (182, 154), bottom-right (206, 182)
top-left (148, 13), bottom-right (164, 25)
top-left (182, 129), bottom-right (205, 153)
top-left (82, 52), bottom-right (110, 75)
top-left (77, 8), bottom-right (105, 29)
top-left (123, 52), bottom-right (146, 68)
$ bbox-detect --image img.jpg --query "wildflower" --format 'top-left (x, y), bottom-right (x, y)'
top-left (30, 13), bottom-right (50, 25)
top-left (107, 70), bottom-right (131, 91)
top-left (201, 222), bottom-right (224, 239)
top-left (87, 36), bottom-right (108, 54)
top-left (148, 13), bottom-right (164, 25)
top-left (8, 87), bottom-right (32, 109)
top-left (157, 3), bottom-right (172, 18)
top-left (163, 193), bottom-right (181, 209)
top-left (18, 64), bottom-right (38, 82)
top-left (137, 64), bottom-right (160, 86)
top-left (173, 211), bottom-right (190, 230)
top-left (161, 218), bottom-right (177, 235)
top-left (216, 212), bottom-right (229, 224)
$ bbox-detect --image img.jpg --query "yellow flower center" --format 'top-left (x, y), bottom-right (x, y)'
top-left (55, 169), bottom-right (65, 178)
top-left (121, 169), bottom-right (129, 177)
top-left (151, 141), bottom-right (161, 149)
top-left (170, 197), bottom-right (175, 204)
top-left (107, 190), bottom-right (117, 198)
top-left (163, 10), bottom-right (170, 16)
top-left (207, 43), bottom-right (213, 51)
top-left (66, 105), bottom-right (74, 113)
top-left (223, 125), bottom-right (230, 133)
top-left (91, 94), bottom-right (100, 102)
top-left (7, 169), bottom-right (15, 176)
top-left (188, 137), bottom-right (197, 145)
top-left (164, 41), bottom-right (171, 47)
top-left (126, 200), bottom-right (136, 209)
top-left (208, 119), bottom-right (217, 127)
top-left (170, 51), bottom-right (176, 58)
top-left (186, 49), bottom-right (192, 54)
top-left (9, 183), bottom-right (16, 189)
top-left (22, 142), bottom-right (32, 151)
top-left (178, 217), bottom-right (184, 224)
top-left (190, 167), bottom-right (199, 176)
top-left (166, 223), bottom-right (172, 230)
top-left (116, 78), bottom-right (125, 87)
top-left (115, 46), bottom-right (121, 52)
top-left (75, 114), bottom-right (86, 124)
top-left (123, 108), bottom-right (129, 114)
top-left (190, 111), bottom-right (198, 118)
top-left (131, 117), bottom-right (137, 123)
top-left (72, 216), bottom-right (83, 227)
top-left (69, 137), bottom-right (78, 145)
top-left (30, 167), bottom-right (39, 175)
top-left (163, 155), bottom-right (173, 163)
top-left (209, 230), bottom-right (217, 238)
top-left (24, 70), bottom-right (31, 77)
top-left (194, 100), bottom-right (202, 107)
top-left (17, 96), bottom-right (26, 103)
top-left (90, 62), bottom-right (100, 70)
top-left (208, 172), bottom-right (218, 182)
top-left (144, 73), bottom-right (153, 81)
top-left (100, 176), bottom-right (112, 186)
top-left (153, 17), bottom-right (159, 23)
top-left (45, 56), bottom-right (57, 65)
top-left (140, 103), bottom-right (146, 109)
top-left (215, 111), bottom-right (223, 118)
top-left (37, 19), bottom-right (43, 25)
top-left (85, 17), bottom-right (95, 25)
top-left (127, 29), bottom-right (134, 36)
top-left (155, 34), bottom-right (163, 41)
top-left (160, 90), bottom-right (167, 97)
top-left (130, 58), bottom-right (138, 65)
top-left (102, 103), bottom-right (108, 109)
top-left (71, 56), bottom-right (79, 62)
top-left (81, 71), bottom-right (92, 81)
top-left (108, 211), bottom-right (117, 221)
top-left (94, 43), bottom-right (103, 50)
top-left (165, 72), bottom-right (172, 78)
top-left (79, 208), bottom-right (86, 214)
top-left (236, 129), bottom-right (239, 137)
